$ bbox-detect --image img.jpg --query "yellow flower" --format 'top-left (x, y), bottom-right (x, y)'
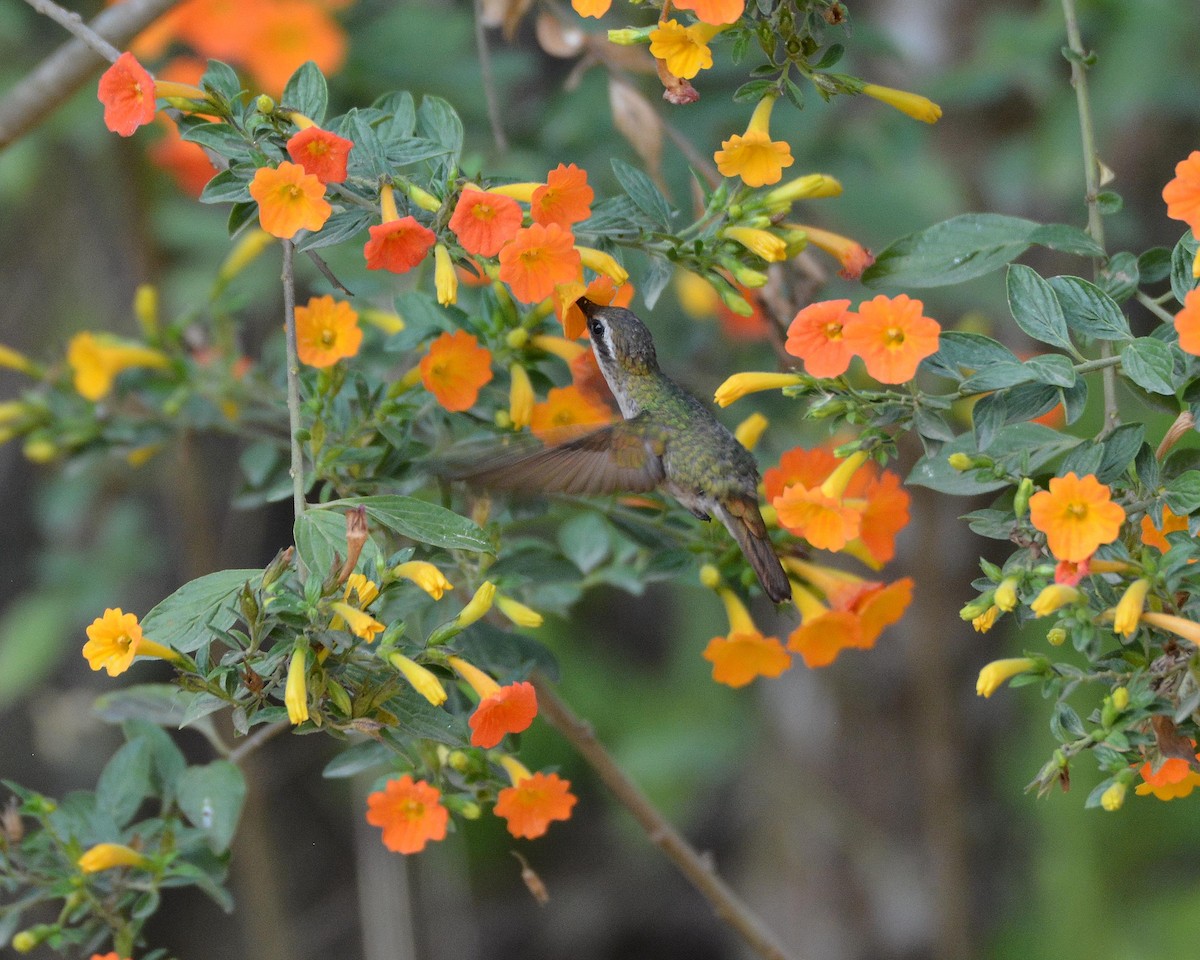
top-left (67, 332), bottom-right (170, 401)
top-left (133, 283), bottom-right (158, 338)
top-left (1112, 578), bottom-right (1152, 638)
top-left (388, 652), bottom-right (448, 706)
top-left (345, 573), bottom-right (380, 607)
top-left (457, 581), bottom-right (496, 628)
top-left (975, 657), bottom-right (1038, 698)
top-left (733, 412), bottom-right (768, 450)
top-left (285, 646), bottom-right (309, 724)
top-left (723, 226), bottom-right (788, 262)
top-left (82, 608), bottom-right (178, 677)
top-left (509, 364), bottom-right (534, 430)
top-left (675, 269), bottom-right (720, 318)
top-left (1139, 610), bottom-right (1200, 646)
top-left (576, 246), bottom-right (629, 286)
top-left (393, 560), bottom-right (453, 599)
top-left (360, 308), bottom-right (406, 335)
top-left (1100, 780), bottom-right (1126, 811)
top-left (216, 228), bottom-right (274, 288)
top-left (1029, 584), bottom-right (1081, 617)
top-left (77, 842), bottom-right (151, 873)
top-left (446, 654), bottom-right (502, 699)
top-left (330, 602), bottom-right (385, 642)
top-left (496, 594), bottom-right (544, 628)
top-left (860, 83), bottom-right (942, 123)
top-left (971, 605), bottom-right (1000, 633)
top-left (762, 173), bottom-right (843, 211)
top-left (713, 371), bottom-right (804, 407)
top-left (0, 343), bottom-right (40, 376)
top-left (713, 96), bottom-right (794, 187)
top-left (649, 19), bottom-right (723, 80)
top-left (993, 576), bottom-right (1020, 612)
top-left (434, 243), bottom-right (458, 306)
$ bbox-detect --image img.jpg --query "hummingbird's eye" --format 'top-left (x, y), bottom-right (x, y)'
top-left (588, 319), bottom-right (603, 338)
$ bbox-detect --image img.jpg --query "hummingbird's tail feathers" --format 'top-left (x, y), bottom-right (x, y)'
top-left (715, 497), bottom-right (793, 603)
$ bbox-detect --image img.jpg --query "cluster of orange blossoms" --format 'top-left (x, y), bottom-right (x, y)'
top-left (1164, 151), bottom-right (1200, 351)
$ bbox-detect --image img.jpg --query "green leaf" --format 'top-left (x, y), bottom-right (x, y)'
top-left (178, 121), bottom-right (248, 155)
top-left (294, 509), bottom-right (356, 580)
top-left (94, 683), bottom-right (195, 727)
top-left (123, 719), bottom-right (187, 807)
top-left (1048, 275), bottom-right (1132, 341)
top-left (1139, 246), bottom-right (1173, 285)
top-left (281, 61), bottom-right (328, 124)
top-left (1026, 224), bottom-right (1106, 257)
top-left (640, 253), bottom-right (673, 310)
top-left (176, 761), bottom-right (246, 854)
top-left (346, 108), bottom-right (387, 179)
top-left (0, 591), bottom-right (76, 709)
top-left (416, 95), bottom-right (464, 162)
top-left (322, 740), bottom-right (395, 779)
top-left (610, 158), bottom-right (674, 229)
top-left (1006, 264), bottom-right (1073, 352)
top-left (382, 687), bottom-right (468, 746)
top-left (226, 201), bottom-right (257, 237)
top-left (1096, 423), bottom-right (1144, 484)
top-left (1121, 338), bottom-right (1177, 395)
top-left (200, 60), bottom-right (242, 101)
top-left (909, 422), bottom-right (1079, 495)
top-left (1094, 191), bottom-right (1123, 216)
top-left (1097, 251), bottom-right (1139, 303)
top-left (732, 78), bottom-right (776, 103)
top-left (141, 570), bottom-right (259, 654)
top-left (958, 361), bottom-right (1036, 393)
top-left (1023, 354), bottom-right (1076, 388)
top-left (1171, 232), bottom-right (1200, 305)
top-left (316, 496), bottom-right (491, 552)
top-left (557, 512), bottom-right (611, 573)
top-left (96, 737), bottom-right (152, 828)
top-left (455, 622), bottom-right (559, 681)
top-left (923, 331), bottom-right (1019, 381)
top-left (1059, 442), bottom-right (1103, 480)
top-left (1165, 471), bottom-right (1200, 515)
top-left (199, 170), bottom-right (252, 204)
top-left (372, 90), bottom-right (416, 140)
top-left (295, 209), bottom-right (372, 252)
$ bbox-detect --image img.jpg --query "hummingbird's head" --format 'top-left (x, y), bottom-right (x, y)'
top-left (577, 297), bottom-right (659, 375)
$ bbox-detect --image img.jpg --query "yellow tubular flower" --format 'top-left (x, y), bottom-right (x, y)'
top-left (975, 657), bottom-right (1038, 698)
top-left (993, 576), bottom-right (1020, 613)
top-left (133, 284), bottom-right (159, 338)
top-left (972, 605), bottom-right (1000, 633)
top-left (77, 842), bottom-right (151, 873)
top-left (716, 586), bottom-right (756, 635)
top-left (67, 333), bottom-right (171, 402)
top-left (360, 308), bottom-right (406, 335)
top-left (576, 247), bottom-right (629, 286)
top-left (530, 334), bottom-right (587, 363)
top-left (393, 560), bottom-right (453, 599)
top-left (723, 226), bottom-right (788, 262)
top-left (713, 372), bottom-right (804, 407)
top-left (509, 364), bottom-right (534, 430)
top-left (1113, 578), bottom-right (1152, 638)
top-left (1139, 611), bottom-right (1200, 646)
top-left (1100, 780), bottom-right (1127, 811)
top-left (446, 655), bottom-right (502, 699)
top-left (733, 412), bottom-right (768, 450)
top-left (498, 754), bottom-right (533, 785)
top-left (404, 181), bottom-right (442, 212)
top-left (285, 646), bottom-right (309, 724)
top-left (496, 594), bottom-right (544, 629)
top-left (860, 83), bottom-right (943, 123)
top-left (388, 652), bottom-right (448, 706)
top-left (330, 602), bottom-right (385, 642)
top-left (456, 581), bottom-right (496, 628)
top-left (0, 344), bottom-right (40, 376)
top-left (216, 229), bottom-right (274, 286)
top-left (379, 183), bottom-right (400, 222)
top-left (434, 244), bottom-right (458, 306)
top-left (763, 173), bottom-right (843, 210)
top-left (345, 573), bottom-right (380, 607)
top-left (819, 450), bottom-right (868, 499)
top-left (1029, 584), bottom-right (1081, 617)
top-left (490, 182), bottom-right (540, 202)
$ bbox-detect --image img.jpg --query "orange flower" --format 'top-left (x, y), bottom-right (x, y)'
top-left (294, 295), bottom-right (362, 368)
top-left (173, 0), bottom-right (260, 60)
top-left (763, 445), bottom-right (839, 502)
top-left (449, 188), bottom-right (524, 257)
top-left (569, 350), bottom-right (614, 406)
top-left (714, 96), bottom-right (793, 187)
top-left (365, 186), bottom-right (437, 272)
top-left (469, 681), bottom-right (538, 748)
top-left (787, 558), bottom-right (913, 653)
top-left (672, 0), bottom-right (745, 25)
top-left (1163, 151), bottom-right (1200, 235)
top-left (1141, 506), bottom-right (1189, 553)
top-left (419, 330), bottom-right (494, 412)
top-left (785, 299), bottom-right (856, 377)
top-left (98, 52), bottom-right (157, 136)
top-left (702, 631), bottom-right (791, 687)
top-left (286, 126), bottom-right (353, 184)
top-left (365, 775), bottom-right (449, 853)
top-left (90, 954), bottom-right (130, 960)
top-left (149, 117), bottom-right (218, 196)
top-left (242, 1), bottom-right (347, 94)
top-left (1135, 747), bottom-right (1200, 800)
top-left (1174, 288), bottom-right (1200, 356)
top-left (852, 468), bottom-right (910, 567)
top-left (499, 223), bottom-right (582, 303)
top-left (791, 224), bottom-right (874, 280)
top-left (530, 385), bottom-right (613, 444)
top-left (1028, 472), bottom-right (1126, 563)
top-left (773, 484), bottom-right (862, 552)
top-left (249, 161), bottom-right (332, 239)
top-left (841, 294), bottom-right (940, 384)
top-left (787, 584), bottom-right (863, 668)
top-left (557, 274), bottom-right (634, 339)
top-left (571, 0), bottom-right (611, 17)
top-left (532, 163), bottom-right (594, 229)
top-left (494, 764), bottom-right (577, 840)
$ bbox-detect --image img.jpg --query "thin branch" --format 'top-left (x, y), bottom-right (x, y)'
top-left (0, 0), bottom-right (186, 151)
top-left (532, 674), bottom-right (801, 960)
top-left (306, 250), bottom-right (355, 297)
top-left (1137, 289), bottom-right (1177, 325)
top-left (229, 719), bottom-right (291, 765)
top-left (23, 0), bottom-right (120, 62)
top-left (472, 0), bottom-right (508, 153)
top-left (282, 240), bottom-right (308, 519)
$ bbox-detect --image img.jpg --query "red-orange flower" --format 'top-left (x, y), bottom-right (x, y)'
top-left (773, 484), bottom-right (862, 552)
top-left (469, 681), bottom-right (538, 748)
top-left (530, 385), bottom-right (614, 443)
top-left (295, 295), bottom-right (361, 367)
top-left (364, 216), bottom-right (436, 273)
top-left (1135, 745), bottom-right (1200, 800)
top-left (532, 163), bottom-right (594, 229)
top-left (793, 224), bottom-right (875, 280)
top-left (365, 775), bottom-right (449, 853)
top-left (249, 161), bottom-right (332, 239)
top-left (1141, 506), bottom-right (1189, 553)
top-left (449, 188), bottom-right (524, 257)
top-left (787, 585), bottom-right (863, 668)
top-left (763, 445), bottom-right (838, 502)
top-left (1174, 288), bottom-right (1200, 356)
top-left (841, 294), bottom-right (940, 384)
top-left (785, 299), bottom-right (856, 377)
top-left (419, 330), bottom-right (494, 412)
top-left (557, 274), bottom-right (634, 339)
top-left (287, 126), bottom-right (353, 184)
top-left (98, 52), bottom-right (157, 136)
top-left (702, 631), bottom-right (791, 687)
top-left (494, 771), bottom-right (577, 839)
top-left (1028, 472), bottom-right (1126, 563)
top-left (499, 223), bottom-right (582, 303)
top-left (571, 0), bottom-right (611, 17)
top-left (672, 0), bottom-right (745, 25)
top-left (1163, 151), bottom-right (1200, 235)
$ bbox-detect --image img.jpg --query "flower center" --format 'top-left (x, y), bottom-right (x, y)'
top-left (884, 326), bottom-right (905, 346)
top-left (320, 327), bottom-right (336, 346)
top-left (1067, 503), bottom-right (1088, 519)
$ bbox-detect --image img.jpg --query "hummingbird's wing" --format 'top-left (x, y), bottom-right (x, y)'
top-left (461, 419), bottom-right (666, 496)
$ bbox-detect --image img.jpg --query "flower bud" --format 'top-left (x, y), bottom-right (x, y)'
top-left (1013, 476), bottom-right (1035, 519)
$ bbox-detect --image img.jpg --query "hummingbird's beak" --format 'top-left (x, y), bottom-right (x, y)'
top-left (575, 296), bottom-right (601, 317)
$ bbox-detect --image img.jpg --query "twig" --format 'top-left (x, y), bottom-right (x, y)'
top-left (1137, 289), bottom-right (1177, 325)
top-left (306, 250), bottom-right (355, 297)
top-left (281, 240), bottom-right (308, 519)
top-left (531, 673), bottom-right (800, 960)
top-left (229, 719), bottom-right (291, 765)
top-left (0, 0), bottom-right (186, 151)
top-left (472, 0), bottom-right (508, 153)
top-left (23, 0), bottom-right (121, 62)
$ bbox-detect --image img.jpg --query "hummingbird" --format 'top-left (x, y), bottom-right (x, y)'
top-left (465, 297), bottom-right (792, 603)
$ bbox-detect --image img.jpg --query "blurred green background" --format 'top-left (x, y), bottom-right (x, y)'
top-left (2, 1), bottom-right (1200, 958)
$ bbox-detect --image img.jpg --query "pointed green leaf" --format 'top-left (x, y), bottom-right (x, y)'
top-left (1121, 337), bottom-right (1177, 395)
top-left (1172, 232), bottom-right (1200, 305)
top-left (611, 158), bottom-right (674, 228)
top-left (1048, 275), bottom-right (1132, 341)
top-left (281, 61), bottom-right (328, 124)
top-left (1006, 264), bottom-right (1073, 352)
top-left (315, 496), bottom-right (491, 552)
top-left (141, 570), bottom-right (259, 654)
top-left (96, 738), bottom-right (152, 827)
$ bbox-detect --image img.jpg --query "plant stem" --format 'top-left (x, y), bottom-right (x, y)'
top-left (23, 0), bottom-right (121, 61)
top-left (1061, 0), bottom-right (1117, 425)
top-left (282, 240), bottom-right (307, 519)
top-left (472, 0), bottom-right (508, 153)
top-left (532, 674), bottom-right (801, 960)
top-left (1136, 289), bottom-right (1178, 325)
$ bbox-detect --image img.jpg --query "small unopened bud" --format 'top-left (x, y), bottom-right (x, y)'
top-left (506, 328), bottom-right (530, 349)
top-left (947, 452), bottom-right (974, 471)
top-left (255, 94), bottom-right (276, 114)
top-left (1046, 627), bottom-right (1067, 646)
top-left (1100, 779), bottom-right (1127, 812)
top-left (1013, 477), bottom-right (1035, 519)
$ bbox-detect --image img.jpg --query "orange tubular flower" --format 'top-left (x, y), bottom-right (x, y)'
top-left (1163, 151), bottom-right (1200, 235)
top-left (841, 294), bottom-right (941, 384)
top-left (365, 775), bottom-right (450, 853)
top-left (449, 188), bottom-right (524, 257)
top-left (1136, 748), bottom-right (1200, 800)
top-left (785, 299), bottom-right (857, 378)
top-left (673, 0), bottom-right (745, 25)
top-left (773, 484), bottom-right (862, 552)
top-left (249, 161), bottom-right (332, 239)
top-left (714, 96), bottom-right (793, 187)
top-left (532, 163), bottom-right (594, 228)
top-left (1174, 289), bottom-right (1200, 356)
top-left (789, 224), bottom-right (874, 280)
top-left (364, 185), bottom-right (437, 273)
top-left (294, 295), bottom-right (362, 367)
top-left (700, 569), bottom-right (791, 687)
top-left (1028, 472), bottom-right (1126, 563)
top-left (499, 223), bottom-right (583, 303)
top-left (494, 758), bottom-right (577, 839)
top-left (419, 330), bottom-right (494, 412)
top-left (286, 126), bottom-right (353, 185)
top-left (786, 558), bottom-right (913, 647)
top-left (530, 385), bottom-right (614, 444)
top-left (571, 0), bottom-right (612, 17)
top-left (556, 274), bottom-right (634, 339)
top-left (98, 52), bottom-right (157, 136)
top-left (650, 20), bottom-right (723, 80)
top-left (469, 681), bottom-right (539, 748)
top-left (787, 584), bottom-right (863, 668)
top-left (1140, 506), bottom-right (1189, 553)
